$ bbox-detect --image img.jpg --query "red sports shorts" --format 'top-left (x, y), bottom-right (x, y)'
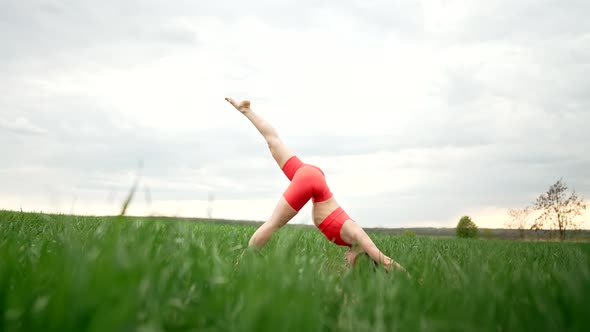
top-left (281, 156), bottom-right (352, 247)
top-left (281, 156), bottom-right (333, 211)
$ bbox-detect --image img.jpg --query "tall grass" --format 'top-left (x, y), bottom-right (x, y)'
top-left (1, 210), bottom-right (589, 331)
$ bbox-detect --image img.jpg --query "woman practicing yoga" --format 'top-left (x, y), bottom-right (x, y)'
top-left (225, 97), bottom-right (406, 271)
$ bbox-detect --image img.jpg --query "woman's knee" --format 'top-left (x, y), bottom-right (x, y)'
top-left (266, 136), bottom-right (281, 151)
top-left (268, 138), bottom-right (295, 168)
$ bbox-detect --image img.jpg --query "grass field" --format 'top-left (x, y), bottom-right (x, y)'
top-left (1, 210), bottom-right (589, 332)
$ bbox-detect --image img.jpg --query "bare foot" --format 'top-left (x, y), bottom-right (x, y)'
top-left (225, 97), bottom-right (251, 113)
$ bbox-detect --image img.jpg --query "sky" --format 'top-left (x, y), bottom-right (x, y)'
top-left (1, 0), bottom-right (589, 228)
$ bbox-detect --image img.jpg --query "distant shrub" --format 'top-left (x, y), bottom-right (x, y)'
top-left (403, 230), bottom-right (416, 238)
top-left (482, 229), bottom-right (494, 239)
top-left (456, 216), bottom-right (479, 238)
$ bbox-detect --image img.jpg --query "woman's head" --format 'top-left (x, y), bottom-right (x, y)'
top-left (344, 249), bottom-right (358, 265)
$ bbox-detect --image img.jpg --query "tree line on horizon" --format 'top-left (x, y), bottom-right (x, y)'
top-left (454, 179), bottom-right (587, 241)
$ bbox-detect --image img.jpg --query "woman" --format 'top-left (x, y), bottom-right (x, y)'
top-left (225, 97), bottom-right (406, 271)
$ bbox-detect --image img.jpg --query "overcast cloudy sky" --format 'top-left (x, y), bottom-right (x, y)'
top-left (1, 0), bottom-right (589, 228)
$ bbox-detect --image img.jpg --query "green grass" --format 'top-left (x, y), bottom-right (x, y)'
top-left (1, 210), bottom-right (589, 332)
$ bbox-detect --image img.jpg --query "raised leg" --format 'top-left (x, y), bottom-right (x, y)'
top-left (225, 98), bottom-right (294, 169)
top-left (225, 98), bottom-right (299, 249)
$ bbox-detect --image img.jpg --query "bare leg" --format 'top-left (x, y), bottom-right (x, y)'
top-left (225, 98), bottom-right (294, 168)
top-left (248, 197), bottom-right (297, 249)
top-left (225, 98), bottom-right (298, 249)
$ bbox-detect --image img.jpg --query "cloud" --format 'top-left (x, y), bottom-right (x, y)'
top-left (0, 0), bottom-right (589, 228)
top-left (0, 117), bottom-right (48, 136)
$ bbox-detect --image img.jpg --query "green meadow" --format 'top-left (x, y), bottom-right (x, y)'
top-left (1, 210), bottom-right (589, 331)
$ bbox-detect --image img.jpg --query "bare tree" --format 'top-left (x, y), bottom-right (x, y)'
top-left (531, 179), bottom-right (587, 241)
top-left (506, 207), bottom-right (532, 239)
